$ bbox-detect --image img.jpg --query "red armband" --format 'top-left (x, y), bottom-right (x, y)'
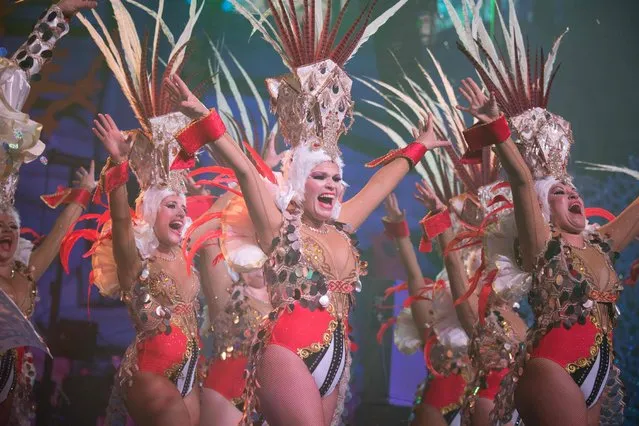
top-left (173, 109), bottom-right (226, 169)
top-left (460, 114), bottom-right (511, 164)
top-left (365, 142), bottom-right (427, 168)
top-left (41, 187), bottom-right (91, 210)
top-left (418, 209), bottom-right (452, 252)
top-left (101, 160), bottom-right (129, 194)
top-left (382, 218), bottom-right (410, 239)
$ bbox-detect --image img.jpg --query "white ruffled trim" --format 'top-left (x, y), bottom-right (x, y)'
top-left (393, 307), bottom-right (423, 355)
top-left (430, 270), bottom-right (470, 349)
top-left (14, 237), bottom-right (33, 265)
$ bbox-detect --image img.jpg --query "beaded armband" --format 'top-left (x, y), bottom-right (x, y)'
top-left (11, 4), bottom-right (70, 81)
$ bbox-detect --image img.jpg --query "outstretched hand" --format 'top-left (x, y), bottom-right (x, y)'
top-left (73, 160), bottom-right (96, 191)
top-left (412, 112), bottom-right (451, 151)
top-left (455, 78), bottom-right (500, 123)
top-left (414, 180), bottom-right (444, 212)
top-left (92, 113), bottom-right (131, 163)
top-left (383, 193), bottom-right (405, 223)
top-left (57, 0), bottom-right (98, 18)
top-left (165, 74), bottom-right (209, 120)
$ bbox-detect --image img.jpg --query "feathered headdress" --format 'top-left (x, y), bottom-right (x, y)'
top-left (230, 0), bottom-right (407, 204)
top-left (444, 0), bottom-right (571, 181)
top-left (78, 0), bottom-right (205, 192)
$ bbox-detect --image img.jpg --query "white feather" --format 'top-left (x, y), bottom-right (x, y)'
top-left (110, 0), bottom-right (142, 94)
top-left (170, 0), bottom-right (205, 72)
top-left (543, 28), bottom-right (569, 92)
top-left (578, 161), bottom-right (639, 181)
top-left (344, 0), bottom-right (408, 64)
top-left (123, 0), bottom-right (176, 46)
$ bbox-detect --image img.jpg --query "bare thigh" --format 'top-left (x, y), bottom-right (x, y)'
top-left (255, 344), bottom-right (325, 426)
top-left (412, 403), bottom-right (447, 426)
top-left (321, 388), bottom-right (339, 426)
top-left (514, 358), bottom-right (587, 426)
top-left (183, 386), bottom-right (200, 426)
top-left (200, 388), bottom-right (242, 426)
top-left (587, 400), bottom-right (601, 426)
top-left (124, 371), bottom-right (192, 426)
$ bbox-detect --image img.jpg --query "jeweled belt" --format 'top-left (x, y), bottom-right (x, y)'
top-left (589, 290), bottom-right (618, 303)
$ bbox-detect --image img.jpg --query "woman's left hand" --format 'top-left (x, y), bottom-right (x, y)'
top-left (384, 193), bottom-right (405, 223)
top-left (412, 112), bottom-right (451, 150)
top-left (165, 74), bottom-right (209, 120)
top-left (73, 160), bottom-right (96, 191)
top-left (414, 179), bottom-right (445, 212)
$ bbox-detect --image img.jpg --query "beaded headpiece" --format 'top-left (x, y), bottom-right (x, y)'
top-left (79, 0), bottom-right (204, 193)
top-left (232, 0), bottom-right (407, 163)
top-left (445, 0), bottom-right (571, 181)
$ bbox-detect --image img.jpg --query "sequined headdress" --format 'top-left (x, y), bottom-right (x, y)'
top-left (231, 0), bottom-right (407, 204)
top-left (445, 0), bottom-right (570, 181)
top-left (78, 0), bottom-right (205, 193)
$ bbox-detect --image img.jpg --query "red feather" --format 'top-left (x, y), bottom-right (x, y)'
top-left (181, 210), bottom-right (224, 257)
top-left (60, 229), bottom-right (98, 274)
top-left (316, 0), bottom-right (332, 60)
top-left (383, 281), bottom-right (408, 299)
top-left (376, 317), bottom-right (396, 344)
top-left (322, 0), bottom-right (351, 58)
top-left (242, 142), bottom-right (277, 184)
top-left (424, 334), bottom-right (444, 377)
top-left (184, 228), bottom-right (223, 274)
top-left (477, 270), bottom-right (497, 325)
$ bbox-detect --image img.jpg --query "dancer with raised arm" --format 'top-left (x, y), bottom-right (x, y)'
top-left (79, 1), bottom-right (207, 424)
top-left (451, 4), bottom-right (639, 421)
top-left (1, 2), bottom-right (98, 424)
top-left (165, 2), bottom-right (451, 423)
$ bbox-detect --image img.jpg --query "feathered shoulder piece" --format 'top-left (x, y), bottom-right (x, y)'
top-left (444, 0), bottom-right (572, 181)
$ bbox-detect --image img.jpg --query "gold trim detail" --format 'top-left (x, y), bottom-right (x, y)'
top-left (296, 319), bottom-right (339, 359)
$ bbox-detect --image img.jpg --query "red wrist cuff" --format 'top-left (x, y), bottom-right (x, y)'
top-left (418, 209), bottom-right (452, 253)
top-left (41, 187), bottom-right (91, 210)
top-left (102, 160), bottom-right (129, 194)
top-left (382, 219), bottom-right (410, 239)
top-left (175, 109), bottom-right (226, 152)
top-left (461, 115), bottom-right (511, 164)
top-left (366, 142), bottom-right (427, 168)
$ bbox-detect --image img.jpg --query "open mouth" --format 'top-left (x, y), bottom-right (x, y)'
top-left (168, 220), bottom-right (184, 232)
top-left (0, 236), bottom-right (13, 251)
top-left (568, 202), bottom-right (583, 215)
top-left (317, 193), bottom-right (335, 209)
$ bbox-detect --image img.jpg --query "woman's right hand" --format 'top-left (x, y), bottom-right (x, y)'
top-left (384, 193), bottom-right (405, 223)
top-left (92, 113), bottom-right (131, 163)
top-left (455, 77), bottom-right (500, 123)
top-left (414, 180), bottom-right (445, 212)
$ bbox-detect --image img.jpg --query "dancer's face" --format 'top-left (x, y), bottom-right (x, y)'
top-left (242, 268), bottom-right (265, 289)
top-left (153, 195), bottom-right (187, 247)
top-left (303, 161), bottom-right (341, 223)
top-left (0, 213), bottom-right (19, 264)
top-left (548, 182), bottom-right (586, 233)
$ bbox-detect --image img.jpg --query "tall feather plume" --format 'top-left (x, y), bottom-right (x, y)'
top-left (316, 0), bottom-right (332, 60)
top-left (80, 0), bottom-right (203, 130)
top-left (447, 0), bottom-right (565, 117)
top-left (322, 0), bottom-right (351, 59)
top-left (285, 0), bottom-right (303, 64)
top-left (332, 0), bottom-right (375, 64)
top-left (334, 0), bottom-right (377, 65)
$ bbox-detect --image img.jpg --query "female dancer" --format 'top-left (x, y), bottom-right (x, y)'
top-left (381, 192), bottom-right (472, 426)
top-left (361, 51), bottom-right (527, 426)
top-left (456, 76), bottom-right (639, 425)
top-left (1, 1), bottom-right (97, 423)
top-left (80, 2), bottom-right (207, 424)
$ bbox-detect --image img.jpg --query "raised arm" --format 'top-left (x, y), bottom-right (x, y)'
top-left (92, 113), bottom-right (141, 290)
top-left (599, 194), bottom-right (639, 252)
top-left (29, 162), bottom-right (95, 281)
top-left (457, 78), bottom-right (548, 270)
top-left (382, 194), bottom-right (432, 335)
top-left (166, 75), bottom-right (282, 253)
top-left (340, 114), bottom-right (450, 230)
top-left (415, 180), bottom-right (477, 335)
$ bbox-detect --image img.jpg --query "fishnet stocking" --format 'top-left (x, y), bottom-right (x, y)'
top-left (256, 345), bottom-right (333, 426)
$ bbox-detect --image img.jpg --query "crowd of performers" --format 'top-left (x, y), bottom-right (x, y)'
top-left (1, 1), bottom-right (638, 426)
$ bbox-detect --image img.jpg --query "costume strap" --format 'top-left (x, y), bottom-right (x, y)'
top-left (365, 142), bottom-right (427, 168)
top-left (382, 218), bottom-right (409, 239)
top-left (418, 209), bottom-right (452, 252)
top-left (461, 115), bottom-right (510, 164)
top-left (10, 4), bottom-right (70, 81)
top-left (40, 187), bottom-right (91, 210)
